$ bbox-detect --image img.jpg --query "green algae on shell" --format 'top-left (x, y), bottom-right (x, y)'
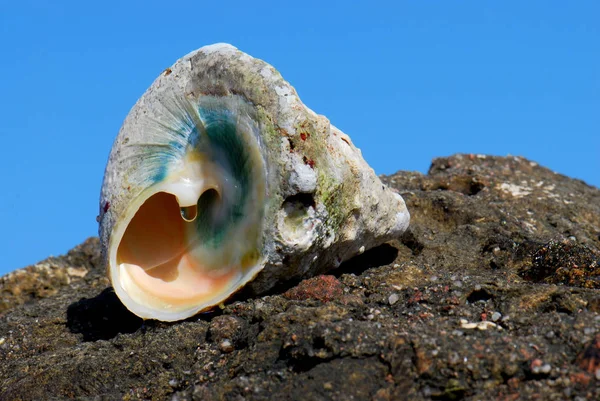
top-left (99, 44), bottom-right (410, 321)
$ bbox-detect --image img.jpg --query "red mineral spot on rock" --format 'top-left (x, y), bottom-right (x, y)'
top-left (284, 275), bottom-right (343, 302)
top-left (103, 202), bottom-right (111, 214)
top-left (569, 372), bottom-right (591, 386)
top-left (576, 333), bottom-right (600, 374)
top-left (407, 289), bottom-right (424, 305)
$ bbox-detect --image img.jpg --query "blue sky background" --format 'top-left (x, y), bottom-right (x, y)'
top-left (0, 1), bottom-right (598, 275)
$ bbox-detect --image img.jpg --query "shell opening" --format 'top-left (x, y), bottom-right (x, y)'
top-left (106, 96), bottom-right (268, 320)
top-left (116, 189), bottom-right (239, 309)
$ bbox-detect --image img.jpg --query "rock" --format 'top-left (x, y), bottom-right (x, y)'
top-left (207, 315), bottom-right (249, 350)
top-left (1, 154), bottom-right (600, 400)
top-left (0, 237), bottom-right (103, 314)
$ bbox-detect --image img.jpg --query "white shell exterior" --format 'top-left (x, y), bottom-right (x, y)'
top-left (99, 44), bottom-right (410, 321)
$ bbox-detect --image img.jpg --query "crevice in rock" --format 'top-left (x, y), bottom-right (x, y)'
top-left (400, 229), bottom-right (425, 256)
top-left (334, 243), bottom-right (399, 277)
top-left (466, 288), bottom-right (494, 304)
top-left (422, 176), bottom-right (486, 197)
top-left (278, 341), bottom-right (336, 373)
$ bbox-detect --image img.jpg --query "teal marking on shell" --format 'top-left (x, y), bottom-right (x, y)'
top-left (127, 98), bottom-right (257, 249)
top-left (195, 106), bottom-right (252, 248)
top-left (127, 95), bottom-right (206, 186)
top-left (148, 127), bottom-right (195, 184)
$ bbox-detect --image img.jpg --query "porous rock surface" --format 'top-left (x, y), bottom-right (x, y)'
top-left (1, 154), bottom-right (600, 400)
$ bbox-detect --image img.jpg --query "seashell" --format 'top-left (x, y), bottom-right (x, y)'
top-left (99, 44), bottom-right (410, 321)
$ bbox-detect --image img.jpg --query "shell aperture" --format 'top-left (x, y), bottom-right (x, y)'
top-left (100, 44), bottom-right (410, 321)
top-left (106, 95), bottom-right (265, 320)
